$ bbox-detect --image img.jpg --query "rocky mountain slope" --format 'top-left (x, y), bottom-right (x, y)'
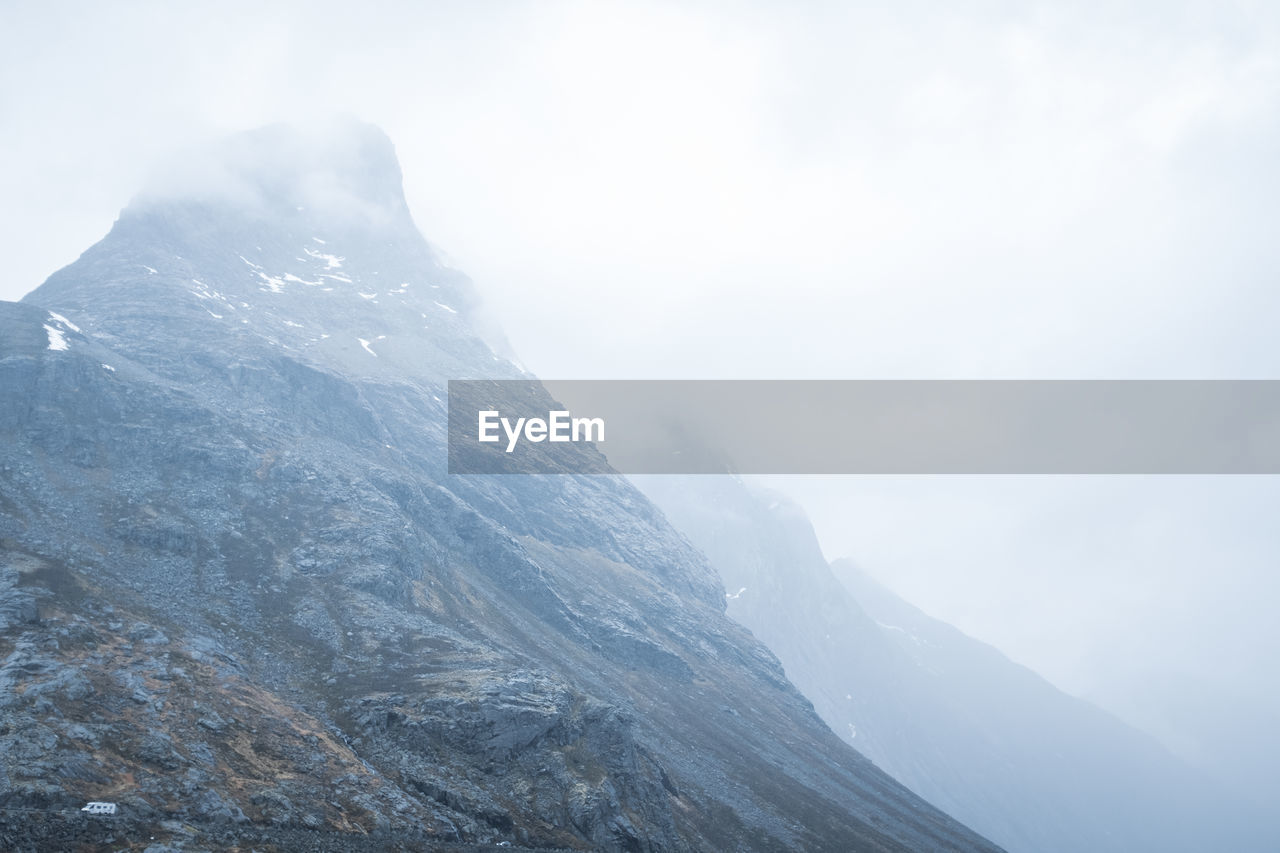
top-left (0, 121), bottom-right (1001, 851)
top-left (637, 475), bottom-right (1271, 853)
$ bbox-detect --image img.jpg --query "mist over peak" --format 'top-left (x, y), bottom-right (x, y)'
top-left (24, 121), bottom-right (498, 386)
top-left (130, 118), bottom-right (412, 232)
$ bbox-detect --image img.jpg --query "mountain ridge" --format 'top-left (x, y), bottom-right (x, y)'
top-left (0, 121), bottom-right (1001, 852)
top-left (637, 474), bottom-right (1270, 852)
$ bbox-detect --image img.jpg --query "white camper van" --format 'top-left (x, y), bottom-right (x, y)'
top-left (81, 801), bottom-right (117, 815)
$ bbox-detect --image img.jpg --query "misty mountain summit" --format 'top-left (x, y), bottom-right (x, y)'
top-left (140, 119), bottom-right (416, 223)
top-left (0, 121), bottom-right (1001, 851)
top-left (33, 120), bottom-right (500, 391)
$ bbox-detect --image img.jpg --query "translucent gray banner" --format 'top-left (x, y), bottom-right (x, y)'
top-left (447, 380), bottom-right (1280, 474)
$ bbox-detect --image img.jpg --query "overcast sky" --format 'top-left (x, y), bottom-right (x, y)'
top-left (5, 0), bottom-right (1279, 783)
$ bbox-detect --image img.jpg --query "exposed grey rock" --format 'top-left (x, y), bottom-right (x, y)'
top-left (0, 121), bottom-right (1001, 852)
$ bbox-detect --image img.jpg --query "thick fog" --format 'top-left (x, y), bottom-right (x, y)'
top-left (5, 0), bottom-right (1279, 804)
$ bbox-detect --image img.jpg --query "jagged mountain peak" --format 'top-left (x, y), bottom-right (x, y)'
top-left (25, 120), bottom-right (502, 384)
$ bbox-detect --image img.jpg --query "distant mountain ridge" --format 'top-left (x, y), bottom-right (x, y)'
top-left (0, 120), bottom-right (1000, 851)
top-left (637, 475), bottom-right (1271, 852)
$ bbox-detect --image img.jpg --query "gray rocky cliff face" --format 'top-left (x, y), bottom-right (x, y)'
top-left (0, 121), bottom-right (1000, 852)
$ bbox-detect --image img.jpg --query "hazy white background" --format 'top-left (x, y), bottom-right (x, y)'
top-left (4, 0), bottom-right (1279, 795)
